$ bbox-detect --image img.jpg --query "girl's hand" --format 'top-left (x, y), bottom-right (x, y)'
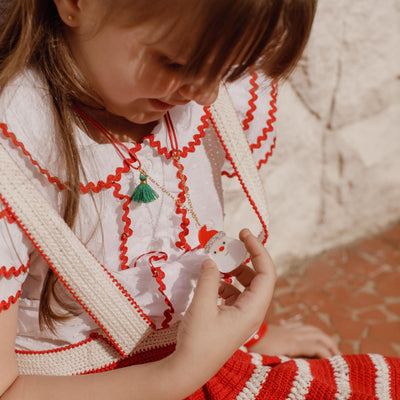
top-left (170, 229), bottom-right (276, 392)
top-left (248, 322), bottom-right (341, 359)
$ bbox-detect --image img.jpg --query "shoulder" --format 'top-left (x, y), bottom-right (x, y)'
top-left (0, 69), bottom-right (65, 186)
top-left (0, 68), bottom-right (55, 128)
top-left (225, 72), bottom-right (276, 121)
top-left (222, 73), bottom-right (278, 175)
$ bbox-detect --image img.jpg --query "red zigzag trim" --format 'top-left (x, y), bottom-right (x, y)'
top-left (148, 112), bottom-right (209, 159)
top-left (0, 260), bottom-right (30, 278)
top-left (242, 72), bottom-right (259, 131)
top-left (148, 253), bottom-right (174, 329)
top-left (249, 81), bottom-right (278, 152)
top-left (221, 80), bottom-right (278, 178)
top-left (0, 123), bottom-right (65, 190)
top-left (0, 290), bottom-right (21, 313)
top-left (111, 181), bottom-right (133, 271)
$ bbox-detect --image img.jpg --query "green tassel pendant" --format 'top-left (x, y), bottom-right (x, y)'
top-left (130, 174), bottom-right (159, 203)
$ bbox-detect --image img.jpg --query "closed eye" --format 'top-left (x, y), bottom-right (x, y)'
top-left (160, 55), bottom-right (185, 71)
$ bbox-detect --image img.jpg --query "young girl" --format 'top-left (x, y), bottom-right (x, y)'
top-left (0, 0), bottom-right (398, 399)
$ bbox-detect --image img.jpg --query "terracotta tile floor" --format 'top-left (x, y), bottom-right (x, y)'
top-left (266, 223), bottom-right (400, 358)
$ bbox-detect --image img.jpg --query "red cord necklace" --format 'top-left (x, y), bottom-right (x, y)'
top-left (73, 105), bottom-right (162, 203)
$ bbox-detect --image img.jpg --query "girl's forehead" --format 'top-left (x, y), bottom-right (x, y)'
top-left (105, 2), bottom-right (206, 52)
top-left (106, 0), bottom-right (202, 29)
top-left (100, 0), bottom-right (277, 82)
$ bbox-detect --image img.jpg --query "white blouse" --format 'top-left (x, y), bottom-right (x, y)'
top-left (0, 69), bottom-right (277, 352)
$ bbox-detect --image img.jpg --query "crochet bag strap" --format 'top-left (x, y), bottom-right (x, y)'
top-left (0, 142), bottom-right (152, 358)
top-left (209, 83), bottom-right (270, 244)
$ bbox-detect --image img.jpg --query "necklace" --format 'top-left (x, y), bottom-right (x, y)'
top-left (73, 105), bottom-right (201, 228)
top-left (73, 104), bottom-right (248, 271)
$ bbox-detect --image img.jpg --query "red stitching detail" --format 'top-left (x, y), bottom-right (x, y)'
top-left (148, 253), bottom-right (174, 329)
top-left (0, 123), bottom-right (65, 190)
top-left (0, 208), bottom-right (16, 224)
top-left (249, 81), bottom-right (278, 152)
top-left (0, 260), bottom-right (30, 278)
top-left (133, 251), bottom-right (157, 268)
top-left (80, 144), bottom-right (141, 194)
top-left (242, 73), bottom-right (259, 131)
top-left (0, 193), bottom-right (154, 357)
top-left (0, 122), bottom-right (142, 195)
top-left (148, 112), bottom-right (209, 159)
top-left (221, 170), bottom-right (236, 178)
top-left (172, 156), bottom-right (191, 251)
top-left (206, 108), bottom-right (269, 244)
top-left (97, 267), bottom-right (155, 329)
top-left (220, 80), bottom-right (277, 179)
top-left (256, 135), bottom-right (276, 170)
top-left (15, 333), bottom-right (101, 355)
top-left (111, 181), bottom-right (133, 271)
top-left (0, 290), bottom-right (21, 313)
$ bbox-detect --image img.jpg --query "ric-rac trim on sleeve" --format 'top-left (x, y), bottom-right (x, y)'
top-left (0, 122), bottom-right (144, 196)
top-left (242, 73), bottom-right (259, 132)
top-left (221, 80), bottom-right (278, 178)
top-left (0, 290), bottom-right (21, 313)
top-left (0, 123), bottom-right (66, 190)
top-left (248, 81), bottom-right (278, 152)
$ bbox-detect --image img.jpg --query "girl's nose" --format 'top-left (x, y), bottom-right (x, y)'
top-left (178, 81), bottom-right (219, 106)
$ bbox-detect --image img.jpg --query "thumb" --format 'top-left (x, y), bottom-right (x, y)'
top-left (190, 259), bottom-right (220, 313)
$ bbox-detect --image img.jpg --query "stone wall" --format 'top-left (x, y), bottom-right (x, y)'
top-left (224, 0), bottom-right (400, 273)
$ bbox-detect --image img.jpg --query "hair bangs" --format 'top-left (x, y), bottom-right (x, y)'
top-left (173, 0), bottom-right (281, 83)
top-left (176, 0), bottom-right (316, 83)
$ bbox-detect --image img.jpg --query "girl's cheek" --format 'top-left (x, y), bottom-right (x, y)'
top-left (146, 70), bottom-right (183, 97)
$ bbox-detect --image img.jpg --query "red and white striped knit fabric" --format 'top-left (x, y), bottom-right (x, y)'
top-left (187, 350), bottom-right (400, 399)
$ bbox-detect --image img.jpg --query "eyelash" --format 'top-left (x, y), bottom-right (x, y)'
top-left (160, 56), bottom-right (184, 71)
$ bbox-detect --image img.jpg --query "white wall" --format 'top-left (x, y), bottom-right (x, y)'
top-left (224, 0), bottom-right (400, 273)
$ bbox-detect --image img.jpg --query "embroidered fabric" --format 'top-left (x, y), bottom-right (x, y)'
top-left (0, 69), bottom-right (276, 353)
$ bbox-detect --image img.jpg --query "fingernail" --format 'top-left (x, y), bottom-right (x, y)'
top-left (241, 228), bottom-right (251, 238)
top-left (202, 259), bottom-right (215, 269)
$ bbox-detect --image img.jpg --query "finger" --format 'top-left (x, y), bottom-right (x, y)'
top-left (311, 345), bottom-right (334, 359)
top-left (238, 230), bottom-right (276, 301)
top-left (239, 229), bottom-right (276, 279)
top-left (229, 230), bottom-right (276, 319)
top-left (189, 259), bottom-right (220, 314)
top-left (218, 281), bottom-right (241, 305)
top-left (230, 264), bottom-right (255, 287)
top-left (299, 327), bottom-right (341, 357)
top-left (325, 337), bottom-right (341, 356)
top-left (305, 327), bottom-right (341, 356)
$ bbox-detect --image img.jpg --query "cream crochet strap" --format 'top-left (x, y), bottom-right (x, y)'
top-left (16, 323), bottom-right (179, 376)
top-left (0, 84), bottom-right (270, 374)
top-left (210, 84), bottom-right (270, 243)
top-left (0, 142), bottom-right (152, 357)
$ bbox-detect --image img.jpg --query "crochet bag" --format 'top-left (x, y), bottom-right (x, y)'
top-left (0, 84), bottom-right (270, 375)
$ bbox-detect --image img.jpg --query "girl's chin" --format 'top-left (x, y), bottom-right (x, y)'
top-left (126, 110), bottom-right (167, 125)
top-left (104, 106), bottom-right (166, 125)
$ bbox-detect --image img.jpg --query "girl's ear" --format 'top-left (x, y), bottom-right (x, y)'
top-left (53, 0), bottom-right (82, 27)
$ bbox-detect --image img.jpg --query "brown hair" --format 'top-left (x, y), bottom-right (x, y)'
top-left (0, 0), bottom-right (316, 331)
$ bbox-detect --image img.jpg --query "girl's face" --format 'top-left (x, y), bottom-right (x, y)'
top-left (65, 2), bottom-right (220, 124)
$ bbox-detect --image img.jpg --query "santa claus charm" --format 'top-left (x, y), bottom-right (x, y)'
top-left (198, 225), bottom-right (248, 273)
